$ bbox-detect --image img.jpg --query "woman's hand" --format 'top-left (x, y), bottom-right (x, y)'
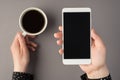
top-left (11, 32), bottom-right (37, 72)
top-left (54, 26), bottom-right (109, 79)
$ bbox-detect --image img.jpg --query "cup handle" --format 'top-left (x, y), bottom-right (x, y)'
top-left (22, 32), bottom-right (27, 37)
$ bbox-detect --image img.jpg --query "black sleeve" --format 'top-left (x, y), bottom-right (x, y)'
top-left (80, 74), bottom-right (88, 80)
top-left (81, 73), bottom-right (112, 80)
top-left (12, 72), bottom-right (33, 80)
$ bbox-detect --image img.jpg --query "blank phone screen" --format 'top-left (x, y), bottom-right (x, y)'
top-left (64, 12), bottom-right (90, 59)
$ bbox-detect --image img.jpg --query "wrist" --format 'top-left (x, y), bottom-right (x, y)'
top-left (14, 66), bottom-right (28, 72)
top-left (87, 65), bottom-right (109, 79)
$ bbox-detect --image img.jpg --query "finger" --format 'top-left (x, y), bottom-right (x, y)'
top-left (17, 32), bottom-right (27, 49)
top-left (27, 41), bottom-right (37, 48)
top-left (54, 32), bottom-right (62, 39)
top-left (25, 35), bottom-right (35, 42)
top-left (25, 36), bottom-right (37, 47)
top-left (25, 36), bottom-right (31, 44)
top-left (91, 38), bottom-right (95, 47)
top-left (57, 40), bottom-right (63, 45)
top-left (28, 45), bottom-right (36, 51)
top-left (12, 33), bottom-right (19, 46)
top-left (59, 26), bottom-right (63, 31)
top-left (59, 49), bottom-right (64, 55)
top-left (91, 28), bottom-right (103, 46)
top-left (11, 33), bottom-right (20, 51)
top-left (26, 35), bottom-right (36, 38)
top-left (91, 28), bottom-right (101, 41)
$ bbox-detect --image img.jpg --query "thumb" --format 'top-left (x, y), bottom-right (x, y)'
top-left (91, 28), bottom-right (99, 40)
top-left (17, 32), bottom-right (27, 49)
top-left (91, 28), bottom-right (103, 47)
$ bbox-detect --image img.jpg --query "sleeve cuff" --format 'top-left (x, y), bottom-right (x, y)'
top-left (12, 72), bottom-right (33, 80)
top-left (81, 73), bottom-right (112, 80)
top-left (81, 73), bottom-right (88, 80)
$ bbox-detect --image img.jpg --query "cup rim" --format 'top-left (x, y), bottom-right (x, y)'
top-left (19, 7), bottom-right (48, 36)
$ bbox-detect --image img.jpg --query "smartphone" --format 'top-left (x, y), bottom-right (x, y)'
top-left (62, 8), bottom-right (91, 65)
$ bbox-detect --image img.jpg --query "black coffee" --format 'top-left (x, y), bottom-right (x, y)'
top-left (22, 10), bottom-right (45, 33)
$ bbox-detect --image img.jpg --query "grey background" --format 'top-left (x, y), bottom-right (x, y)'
top-left (0, 0), bottom-right (120, 80)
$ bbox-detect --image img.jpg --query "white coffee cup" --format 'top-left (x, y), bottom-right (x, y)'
top-left (19, 7), bottom-right (48, 36)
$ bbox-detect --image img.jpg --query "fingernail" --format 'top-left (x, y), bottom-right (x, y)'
top-left (59, 26), bottom-right (62, 27)
top-left (35, 44), bottom-right (38, 47)
top-left (59, 26), bottom-right (61, 29)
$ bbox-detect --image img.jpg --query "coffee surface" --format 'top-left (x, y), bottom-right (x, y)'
top-left (22, 10), bottom-right (45, 33)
